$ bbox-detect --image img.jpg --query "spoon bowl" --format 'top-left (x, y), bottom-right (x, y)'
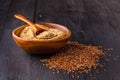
top-left (12, 22), bottom-right (71, 54)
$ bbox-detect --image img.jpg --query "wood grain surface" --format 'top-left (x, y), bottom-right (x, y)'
top-left (0, 0), bottom-right (120, 80)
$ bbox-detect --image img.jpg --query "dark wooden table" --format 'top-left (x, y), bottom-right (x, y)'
top-left (0, 0), bottom-right (120, 80)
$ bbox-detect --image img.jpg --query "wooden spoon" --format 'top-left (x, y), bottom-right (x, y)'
top-left (14, 14), bottom-right (45, 35)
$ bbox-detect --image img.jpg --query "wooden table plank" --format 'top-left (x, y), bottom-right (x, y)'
top-left (82, 0), bottom-right (120, 80)
top-left (0, 0), bottom-right (35, 80)
top-left (0, 0), bottom-right (12, 39)
top-left (0, 0), bottom-right (12, 79)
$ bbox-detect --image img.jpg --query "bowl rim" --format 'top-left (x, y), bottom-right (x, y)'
top-left (12, 22), bottom-right (71, 42)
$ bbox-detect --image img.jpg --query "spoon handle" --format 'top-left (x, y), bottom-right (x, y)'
top-left (14, 14), bottom-right (40, 33)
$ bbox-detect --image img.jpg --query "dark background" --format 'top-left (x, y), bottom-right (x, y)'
top-left (0, 0), bottom-right (120, 80)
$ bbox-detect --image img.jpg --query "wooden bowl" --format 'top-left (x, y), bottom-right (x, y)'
top-left (12, 22), bottom-right (71, 54)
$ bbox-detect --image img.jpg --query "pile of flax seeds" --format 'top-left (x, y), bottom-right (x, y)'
top-left (41, 41), bottom-right (105, 73)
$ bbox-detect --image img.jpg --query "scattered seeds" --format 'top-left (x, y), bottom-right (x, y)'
top-left (41, 41), bottom-right (105, 73)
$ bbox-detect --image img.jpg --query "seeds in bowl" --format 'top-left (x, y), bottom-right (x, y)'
top-left (19, 24), bottom-right (66, 40)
